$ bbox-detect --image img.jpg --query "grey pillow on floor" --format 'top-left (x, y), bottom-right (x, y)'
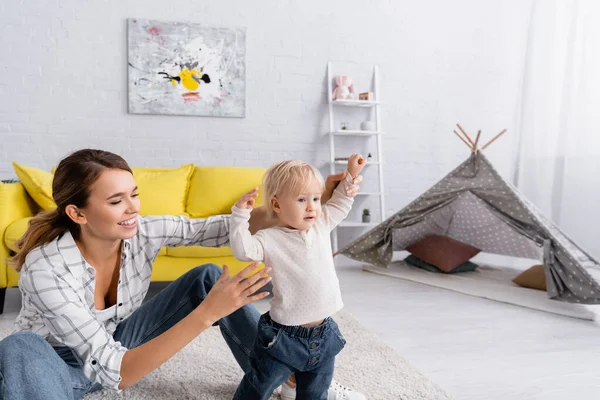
top-left (404, 255), bottom-right (478, 274)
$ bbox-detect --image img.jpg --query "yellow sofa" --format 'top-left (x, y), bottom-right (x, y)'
top-left (0, 163), bottom-right (266, 314)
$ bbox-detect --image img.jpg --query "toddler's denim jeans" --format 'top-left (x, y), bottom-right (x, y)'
top-left (233, 312), bottom-right (346, 400)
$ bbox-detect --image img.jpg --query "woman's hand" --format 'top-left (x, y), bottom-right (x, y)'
top-left (119, 262), bottom-right (271, 390)
top-left (235, 187), bottom-right (259, 210)
top-left (322, 171), bottom-right (363, 203)
top-left (196, 263), bottom-right (271, 325)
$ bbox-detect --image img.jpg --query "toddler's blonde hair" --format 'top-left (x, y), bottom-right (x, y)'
top-left (263, 160), bottom-right (325, 218)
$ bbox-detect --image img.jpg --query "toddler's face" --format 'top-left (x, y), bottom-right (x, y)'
top-left (274, 178), bottom-right (322, 231)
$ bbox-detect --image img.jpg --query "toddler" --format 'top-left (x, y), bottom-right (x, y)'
top-left (230, 154), bottom-right (366, 400)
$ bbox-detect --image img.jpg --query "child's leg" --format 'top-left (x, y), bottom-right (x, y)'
top-left (294, 356), bottom-right (335, 400)
top-left (233, 353), bottom-right (292, 400)
top-left (233, 314), bottom-right (293, 400)
top-left (295, 318), bottom-right (346, 400)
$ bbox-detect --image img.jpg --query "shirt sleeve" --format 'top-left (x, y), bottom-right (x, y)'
top-left (320, 171), bottom-right (355, 230)
top-left (229, 206), bottom-right (266, 262)
top-left (140, 214), bottom-right (231, 248)
top-left (19, 264), bottom-right (127, 392)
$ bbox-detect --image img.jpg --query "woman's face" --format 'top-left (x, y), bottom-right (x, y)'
top-left (77, 168), bottom-right (141, 242)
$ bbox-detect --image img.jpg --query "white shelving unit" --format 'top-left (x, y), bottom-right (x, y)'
top-left (327, 62), bottom-right (385, 252)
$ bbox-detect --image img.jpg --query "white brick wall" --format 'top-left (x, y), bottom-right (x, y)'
top-left (0, 0), bottom-right (531, 245)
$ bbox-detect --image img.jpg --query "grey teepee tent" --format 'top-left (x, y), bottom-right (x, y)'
top-left (338, 132), bottom-right (600, 304)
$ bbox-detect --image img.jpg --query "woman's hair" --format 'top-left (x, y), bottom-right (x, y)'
top-left (263, 160), bottom-right (325, 217)
top-left (10, 149), bottom-right (132, 271)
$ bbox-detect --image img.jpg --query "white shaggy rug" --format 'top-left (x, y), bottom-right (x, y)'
top-left (0, 311), bottom-right (451, 400)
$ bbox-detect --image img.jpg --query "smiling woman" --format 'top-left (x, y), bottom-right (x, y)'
top-left (0, 149), bottom-right (271, 399)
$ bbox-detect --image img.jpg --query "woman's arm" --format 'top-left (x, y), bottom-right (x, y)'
top-left (145, 214), bottom-right (230, 249)
top-left (320, 171), bottom-right (356, 229)
top-left (322, 170), bottom-right (362, 203)
top-left (248, 205), bottom-right (276, 235)
top-left (321, 155), bottom-right (366, 229)
top-left (120, 263), bottom-right (270, 389)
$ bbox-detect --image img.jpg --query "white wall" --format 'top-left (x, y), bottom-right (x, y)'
top-left (0, 0), bottom-right (532, 245)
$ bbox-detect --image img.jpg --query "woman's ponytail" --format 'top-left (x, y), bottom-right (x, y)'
top-left (9, 209), bottom-right (70, 272)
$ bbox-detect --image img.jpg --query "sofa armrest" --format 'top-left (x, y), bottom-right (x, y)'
top-left (0, 182), bottom-right (38, 288)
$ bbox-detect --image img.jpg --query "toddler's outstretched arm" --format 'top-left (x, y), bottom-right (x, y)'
top-left (347, 153), bottom-right (367, 179)
top-left (321, 153), bottom-right (367, 229)
top-left (230, 188), bottom-right (266, 262)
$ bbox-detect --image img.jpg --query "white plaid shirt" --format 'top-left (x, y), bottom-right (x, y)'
top-left (15, 215), bottom-right (230, 391)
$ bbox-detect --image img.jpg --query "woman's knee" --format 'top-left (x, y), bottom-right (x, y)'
top-left (0, 332), bottom-right (72, 396)
top-left (192, 263), bottom-right (223, 285)
top-left (0, 331), bottom-right (51, 359)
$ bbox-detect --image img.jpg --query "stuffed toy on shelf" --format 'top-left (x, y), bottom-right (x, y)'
top-left (332, 76), bottom-right (357, 100)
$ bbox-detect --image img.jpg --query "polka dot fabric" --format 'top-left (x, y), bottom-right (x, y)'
top-left (341, 152), bottom-right (600, 304)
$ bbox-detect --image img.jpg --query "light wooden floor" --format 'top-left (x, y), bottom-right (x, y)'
top-left (2, 258), bottom-right (599, 400)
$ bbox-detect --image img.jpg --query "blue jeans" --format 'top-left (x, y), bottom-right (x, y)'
top-left (0, 264), bottom-right (260, 400)
top-left (234, 312), bottom-right (346, 400)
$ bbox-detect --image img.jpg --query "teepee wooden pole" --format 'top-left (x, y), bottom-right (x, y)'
top-left (456, 123), bottom-right (475, 148)
top-left (453, 130), bottom-right (471, 149)
top-left (473, 130), bottom-right (481, 151)
top-left (481, 129), bottom-right (507, 150)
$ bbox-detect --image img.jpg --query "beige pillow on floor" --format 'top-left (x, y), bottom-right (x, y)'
top-left (513, 264), bottom-right (546, 291)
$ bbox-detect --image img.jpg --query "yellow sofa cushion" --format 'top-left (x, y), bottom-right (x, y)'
top-left (152, 255), bottom-right (264, 281)
top-left (166, 246), bottom-right (232, 258)
top-left (5, 217), bottom-right (32, 252)
top-left (11, 162), bottom-right (195, 216)
top-left (12, 162), bottom-right (56, 211)
top-left (133, 165), bottom-right (193, 216)
top-left (187, 166), bottom-right (266, 218)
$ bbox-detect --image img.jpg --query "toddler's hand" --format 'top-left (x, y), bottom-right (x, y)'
top-left (347, 153), bottom-right (366, 179)
top-left (236, 187), bottom-right (259, 210)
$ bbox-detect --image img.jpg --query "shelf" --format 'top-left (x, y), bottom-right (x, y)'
top-left (331, 130), bottom-right (383, 136)
top-left (333, 161), bottom-right (379, 165)
top-left (327, 62), bottom-right (385, 253)
top-left (339, 221), bottom-right (379, 227)
top-left (331, 100), bottom-right (380, 108)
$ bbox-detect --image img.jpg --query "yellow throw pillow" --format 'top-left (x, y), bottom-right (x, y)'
top-left (187, 166), bottom-right (266, 218)
top-left (132, 165), bottom-right (193, 216)
top-left (4, 217), bottom-right (32, 252)
top-left (513, 264), bottom-right (547, 291)
top-left (12, 162), bottom-right (56, 211)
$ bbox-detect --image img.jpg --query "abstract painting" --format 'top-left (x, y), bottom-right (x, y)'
top-left (127, 19), bottom-right (246, 117)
